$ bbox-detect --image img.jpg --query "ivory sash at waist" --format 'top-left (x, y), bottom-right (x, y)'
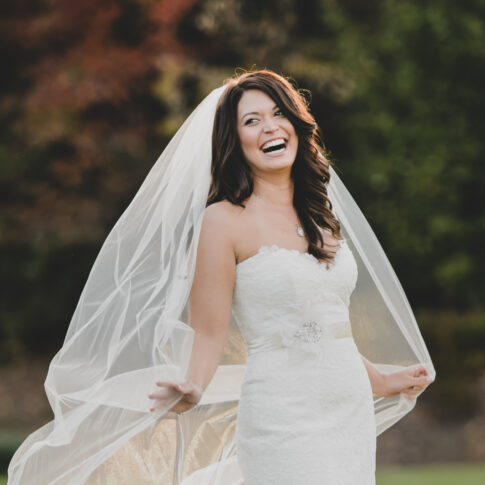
top-left (246, 319), bottom-right (353, 358)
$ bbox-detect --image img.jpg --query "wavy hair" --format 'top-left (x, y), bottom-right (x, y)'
top-left (208, 69), bottom-right (342, 262)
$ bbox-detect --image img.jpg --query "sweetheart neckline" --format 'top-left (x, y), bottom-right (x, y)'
top-left (236, 240), bottom-right (346, 271)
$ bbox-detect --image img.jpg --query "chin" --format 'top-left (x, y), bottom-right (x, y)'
top-left (246, 148), bottom-right (297, 174)
top-left (262, 152), bottom-right (296, 171)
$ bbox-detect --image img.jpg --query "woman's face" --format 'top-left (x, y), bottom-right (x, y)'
top-left (236, 89), bottom-right (298, 174)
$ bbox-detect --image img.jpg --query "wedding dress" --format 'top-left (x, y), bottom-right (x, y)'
top-left (232, 239), bottom-right (376, 484)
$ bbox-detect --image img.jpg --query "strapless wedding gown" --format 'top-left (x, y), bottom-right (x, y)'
top-left (231, 238), bottom-right (376, 485)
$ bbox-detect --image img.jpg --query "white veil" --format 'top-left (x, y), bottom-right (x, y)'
top-left (8, 83), bottom-right (435, 485)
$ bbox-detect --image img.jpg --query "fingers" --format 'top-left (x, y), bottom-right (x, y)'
top-left (175, 382), bottom-right (191, 393)
top-left (148, 389), bottom-right (180, 413)
top-left (418, 375), bottom-right (434, 386)
top-left (410, 364), bottom-right (427, 377)
top-left (402, 375), bottom-right (434, 400)
top-left (407, 364), bottom-right (432, 379)
top-left (157, 381), bottom-right (201, 397)
top-left (148, 382), bottom-right (180, 412)
top-left (149, 381), bottom-right (202, 413)
top-left (405, 365), bottom-right (434, 385)
top-left (409, 375), bottom-right (434, 391)
top-left (155, 381), bottom-right (184, 395)
top-left (156, 380), bottom-right (180, 389)
top-left (148, 381), bottom-right (192, 412)
top-left (403, 385), bottom-right (421, 399)
top-left (155, 381), bottom-right (196, 393)
top-left (402, 375), bottom-right (433, 400)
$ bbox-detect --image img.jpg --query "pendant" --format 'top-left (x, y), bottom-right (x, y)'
top-left (296, 224), bottom-right (304, 237)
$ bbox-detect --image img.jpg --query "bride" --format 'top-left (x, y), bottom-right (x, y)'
top-left (148, 70), bottom-right (434, 484)
top-left (8, 70), bottom-right (435, 485)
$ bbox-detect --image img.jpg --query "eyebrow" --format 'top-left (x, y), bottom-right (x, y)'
top-left (240, 104), bottom-right (279, 121)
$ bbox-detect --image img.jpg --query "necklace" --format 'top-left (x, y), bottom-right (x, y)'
top-left (252, 192), bottom-right (305, 237)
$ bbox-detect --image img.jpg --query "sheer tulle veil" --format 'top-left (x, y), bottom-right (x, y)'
top-left (8, 81), bottom-right (435, 484)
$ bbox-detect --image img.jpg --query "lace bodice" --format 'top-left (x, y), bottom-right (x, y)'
top-left (231, 238), bottom-right (359, 355)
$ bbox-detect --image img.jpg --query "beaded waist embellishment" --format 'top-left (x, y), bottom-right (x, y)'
top-left (246, 319), bottom-right (353, 358)
top-left (293, 319), bottom-right (352, 343)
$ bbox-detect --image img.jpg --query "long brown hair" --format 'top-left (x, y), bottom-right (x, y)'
top-left (208, 69), bottom-right (342, 262)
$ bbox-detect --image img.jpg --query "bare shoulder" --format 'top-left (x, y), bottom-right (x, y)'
top-left (204, 199), bottom-right (244, 218)
top-left (199, 200), bottom-right (244, 260)
top-left (202, 200), bottom-right (243, 235)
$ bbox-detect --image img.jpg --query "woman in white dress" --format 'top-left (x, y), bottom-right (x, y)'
top-left (8, 69), bottom-right (435, 485)
top-left (148, 70), bottom-right (434, 484)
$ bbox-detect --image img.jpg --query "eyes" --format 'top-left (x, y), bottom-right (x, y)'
top-left (244, 109), bottom-right (285, 126)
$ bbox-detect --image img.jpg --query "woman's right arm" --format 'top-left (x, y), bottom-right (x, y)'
top-left (149, 203), bottom-right (237, 413)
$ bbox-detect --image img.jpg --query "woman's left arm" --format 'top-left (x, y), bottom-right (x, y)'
top-left (360, 355), bottom-right (388, 397)
top-left (360, 355), bottom-right (434, 399)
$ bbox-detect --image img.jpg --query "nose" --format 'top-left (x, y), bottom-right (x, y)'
top-left (262, 117), bottom-right (278, 133)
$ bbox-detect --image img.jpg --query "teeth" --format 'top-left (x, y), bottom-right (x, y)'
top-left (262, 138), bottom-right (286, 151)
top-left (262, 138), bottom-right (285, 150)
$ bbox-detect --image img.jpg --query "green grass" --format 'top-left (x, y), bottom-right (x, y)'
top-left (1, 464), bottom-right (484, 484)
top-left (377, 464), bottom-right (485, 485)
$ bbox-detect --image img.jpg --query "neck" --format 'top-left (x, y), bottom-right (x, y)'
top-left (252, 174), bottom-right (294, 207)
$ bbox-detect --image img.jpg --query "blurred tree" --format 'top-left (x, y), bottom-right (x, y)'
top-left (0, 0), bottom-right (197, 245)
top-left (0, 0), bottom-right (198, 359)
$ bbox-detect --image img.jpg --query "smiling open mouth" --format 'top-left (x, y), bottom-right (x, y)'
top-left (261, 138), bottom-right (287, 154)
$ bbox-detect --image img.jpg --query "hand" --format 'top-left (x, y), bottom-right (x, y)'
top-left (383, 364), bottom-right (435, 400)
top-left (148, 380), bottom-right (203, 414)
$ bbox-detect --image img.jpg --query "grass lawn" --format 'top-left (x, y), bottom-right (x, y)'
top-left (377, 463), bottom-right (485, 484)
top-left (1, 463), bottom-right (484, 484)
